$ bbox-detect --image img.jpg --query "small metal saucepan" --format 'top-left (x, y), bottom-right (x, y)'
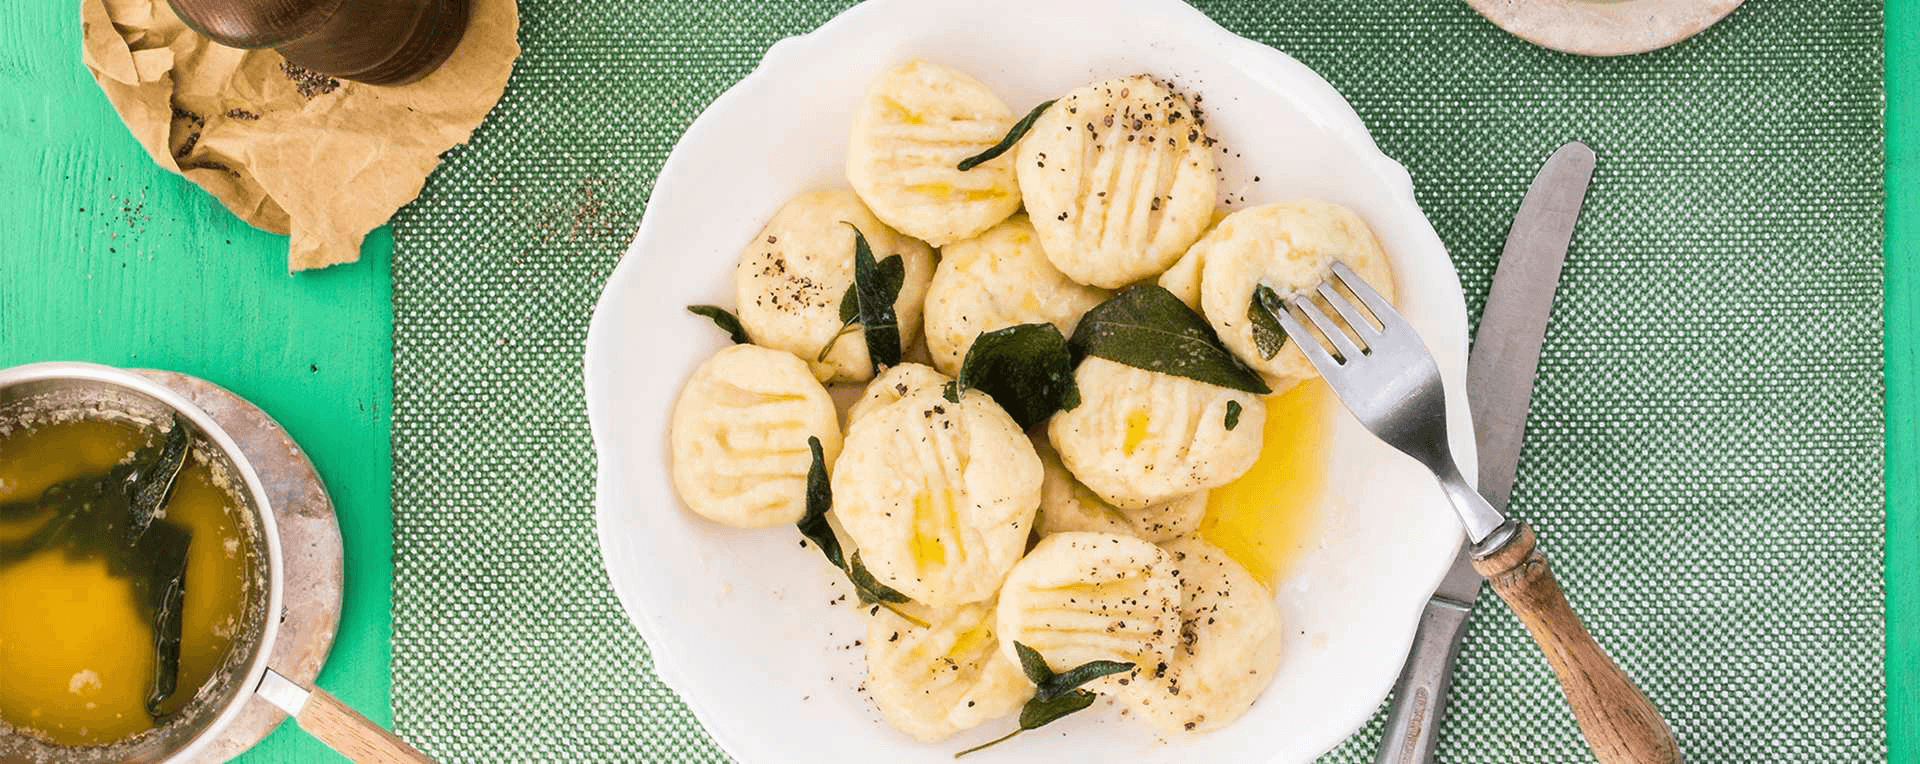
top-left (0, 363), bottom-right (430, 764)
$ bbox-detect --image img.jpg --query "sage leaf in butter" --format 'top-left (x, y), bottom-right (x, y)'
top-left (1248, 284), bottom-right (1289, 360)
top-left (0, 416), bottom-right (195, 714)
top-left (957, 99), bottom-right (1056, 171)
top-left (1070, 285), bottom-right (1271, 395)
top-left (687, 305), bottom-right (749, 344)
top-left (128, 416), bottom-right (191, 538)
top-left (1225, 400), bottom-right (1243, 431)
top-left (820, 225), bottom-right (905, 370)
top-left (955, 642), bottom-right (1135, 758)
top-left (942, 323), bottom-right (1079, 428)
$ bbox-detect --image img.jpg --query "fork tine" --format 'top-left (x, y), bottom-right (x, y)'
top-left (1275, 301), bottom-right (1345, 373)
top-left (1292, 296), bottom-right (1366, 361)
top-left (1315, 282), bottom-right (1379, 337)
top-left (1329, 262), bottom-right (1398, 327)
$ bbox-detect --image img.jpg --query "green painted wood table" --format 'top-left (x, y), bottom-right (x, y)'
top-left (1, 1), bottom-right (1911, 762)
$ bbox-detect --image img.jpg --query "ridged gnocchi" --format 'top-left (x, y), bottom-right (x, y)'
top-left (864, 600), bottom-right (1033, 742)
top-left (995, 532), bottom-right (1180, 690)
top-left (669, 345), bottom-right (842, 528)
top-left (1116, 536), bottom-right (1284, 735)
top-left (832, 388), bottom-right (1042, 607)
top-left (1047, 357), bottom-right (1264, 510)
top-left (665, 60), bottom-right (1388, 748)
top-left (1157, 207), bottom-right (1233, 311)
top-left (735, 189), bottom-right (936, 383)
top-left (1193, 201), bottom-right (1396, 391)
top-left (1016, 76), bottom-right (1218, 288)
top-left (848, 362), bottom-right (951, 426)
top-left (847, 60), bottom-right (1023, 246)
top-left (921, 215), bottom-right (1112, 375)
top-left (1034, 440), bottom-right (1205, 543)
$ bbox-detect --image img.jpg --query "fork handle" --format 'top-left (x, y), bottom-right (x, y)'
top-left (1473, 523), bottom-right (1680, 764)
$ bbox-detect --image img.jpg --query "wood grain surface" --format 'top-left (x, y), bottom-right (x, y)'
top-left (0, 4), bottom-right (394, 762)
top-left (297, 688), bottom-right (435, 763)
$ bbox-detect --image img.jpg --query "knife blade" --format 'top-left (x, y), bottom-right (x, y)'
top-left (1373, 141), bottom-right (1595, 764)
top-left (1468, 140), bottom-right (1596, 512)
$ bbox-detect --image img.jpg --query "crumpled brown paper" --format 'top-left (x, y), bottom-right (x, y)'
top-left (81, 0), bottom-right (519, 271)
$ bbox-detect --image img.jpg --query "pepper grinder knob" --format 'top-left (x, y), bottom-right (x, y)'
top-left (168, 0), bottom-right (470, 86)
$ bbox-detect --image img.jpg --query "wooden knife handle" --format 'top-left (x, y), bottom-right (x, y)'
top-left (1474, 523), bottom-right (1680, 764)
top-left (295, 686), bottom-right (436, 763)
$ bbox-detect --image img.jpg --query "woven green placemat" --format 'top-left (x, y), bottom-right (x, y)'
top-left (390, 1), bottom-right (1885, 761)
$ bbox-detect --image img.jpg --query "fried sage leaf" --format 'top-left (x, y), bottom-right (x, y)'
top-left (957, 99), bottom-right (1056, 171)
top-left (1044, 659), bottom-right (1135, 700)
top-left (1225, 399), bottom-right (1244, 431)
top-left (1017, 690), bottom-right (1099, 728)
top-left (849, 552), bottom-right (910, 605)
top-left (942, 323), bottom-right (1079, 428)
top-left (955, 642), bottom-right (1136, 757)
top-left (1248, 284), bottom-right (1289, 360)
top-left (797, 436), bottom-right (845, 569)
top-left (820, 225), bottom-right (906, 370)
top-left (1070, 285), bottom-right (1270, 394)
top-left (1013, 640), bottom-right (1055, 687)
top-left (1011, 641), bottom-right (1133, 700)
top-left (687, 304), bottom-right (750, 344)
top-left (798, 437), bottom-right (925, 627)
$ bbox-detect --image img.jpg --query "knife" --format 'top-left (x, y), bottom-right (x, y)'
top-left (1374, 141), bottom-right (1595, 764)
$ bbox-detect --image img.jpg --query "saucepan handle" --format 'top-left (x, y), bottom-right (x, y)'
top-left (293, 686), bottom-right (435, 764)
top-left (258, 669), bottom-right (435, 763)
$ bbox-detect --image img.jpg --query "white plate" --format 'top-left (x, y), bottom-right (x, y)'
top-left (585, 1), bottom-right (1475, 761)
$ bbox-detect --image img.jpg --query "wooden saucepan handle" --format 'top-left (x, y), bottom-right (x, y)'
top-left (1473, 523), bottom-right (1680, 764)
top-left (294, 686), bottom-right (436, 763)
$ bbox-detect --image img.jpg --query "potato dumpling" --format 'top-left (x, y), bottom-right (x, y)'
top-left (735, 189), bottom-right (935, 383)
top-left (1016, 75), bottom-right (1218, 288)
top-left (1157, 207), bottom-right (1233, 311)
top-left (1116, 536), bottom-right (1284, 735)
top-left (847, 362), bottom-right (950, 426)
top-left (832, 389), bottom-right (1042, 607)
top-left (995, 532), bottom-right (1180, 691)
top-left (1033, 440), bottom-right (1205, 543)
top-left (1047, 358), bottom-right (1264, 510)
top-left (1193, 201), bottom-right (1395, 392)
top-left (669, 345), bottom-right (842, 528)
top-left (865, 600), bottom-right (1032, 742)
top-left (921, 215), bottom-right (1111, 375)
top-left (847, 60), bottom-right (1022, 246)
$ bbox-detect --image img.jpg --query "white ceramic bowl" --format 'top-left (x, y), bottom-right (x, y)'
top-left (585, 1), bottom-right (1475, 761)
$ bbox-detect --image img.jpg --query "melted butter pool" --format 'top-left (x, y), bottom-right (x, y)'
top-left (0, 417), bottom-right (253, 747)
top-left (1199, 381), bottom-right (1330, 589)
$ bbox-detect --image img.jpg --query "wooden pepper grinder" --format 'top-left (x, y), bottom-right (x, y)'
top-left (168, 0), bottom-right (470, 86)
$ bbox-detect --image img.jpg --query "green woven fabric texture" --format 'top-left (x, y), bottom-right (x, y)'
top-left (390, 1), bottom-right (1886, 761)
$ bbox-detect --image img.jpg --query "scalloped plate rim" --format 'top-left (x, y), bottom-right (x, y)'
top-left (585, 1), bottom-right (1477, 761)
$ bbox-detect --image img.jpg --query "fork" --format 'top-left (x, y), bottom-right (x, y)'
top-left (1275, 262), bottom-right (1679, 764)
